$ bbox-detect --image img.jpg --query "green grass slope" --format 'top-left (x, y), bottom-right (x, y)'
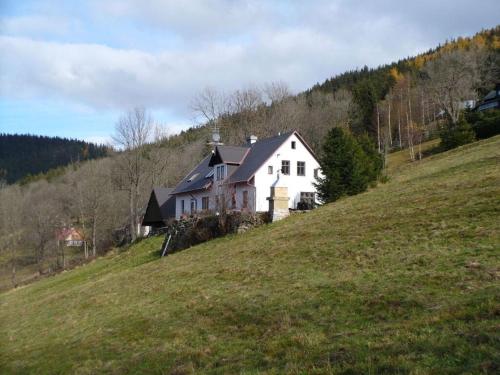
top-left (1, 137), bottom-right (499, 374)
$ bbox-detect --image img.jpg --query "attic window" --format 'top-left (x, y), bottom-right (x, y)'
top-left (291, 141), bottom-right (296, 149)
top-left (216, 165), bottom-right (226, 181)
top-left (187, 173), bottom-right (199, 182)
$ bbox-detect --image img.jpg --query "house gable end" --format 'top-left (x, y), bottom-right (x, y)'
top-left (228, 130), bottom-right (318, 184)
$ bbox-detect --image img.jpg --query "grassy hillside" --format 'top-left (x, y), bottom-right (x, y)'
top-left (1, 137), bottom-right (499, 374)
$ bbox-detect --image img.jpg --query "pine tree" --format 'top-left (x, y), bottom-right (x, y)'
top-left (439, 116), bottom-right (475, 150)
top-left (357, 133), bottom-right (383, 185)
top-left (315, 127), bottom-right (368, 203)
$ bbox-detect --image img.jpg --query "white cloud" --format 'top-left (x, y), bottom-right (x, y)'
top-left (0, 29), bottom-right (374, 117)
top-left (1, 0), bottom-right (499, 124)
top-left (92, 0), bottom-right (274, 39)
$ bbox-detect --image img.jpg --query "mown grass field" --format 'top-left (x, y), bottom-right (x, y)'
top-left (1, 137), bottom-right (499, 374)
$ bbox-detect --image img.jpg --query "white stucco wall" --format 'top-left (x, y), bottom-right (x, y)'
top-left (253, 133), bottom-right (322, 212)
top-left (173, 133), bottom-right (321, 218)
top-left (175, 192), bottom-right (213, 219)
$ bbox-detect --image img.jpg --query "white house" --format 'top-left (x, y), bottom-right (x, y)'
top-left (170, 130), bottom-right (322, 219)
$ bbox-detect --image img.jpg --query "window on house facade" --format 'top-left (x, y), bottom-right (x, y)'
top-left (268, 165), bottom-right (273, 174)
top-left (281, 160), bottom-right (290, 175)
top-left (216, 165), bottom-right (226, 181)
top-left (190, 199), bottom-right (197, 214)
top-left (291, 141), bottom-right (296, 149)
top-left (202, 196), bottom-right (209, 210)
top-left (297, 161), bottom-right (305, 176)
top-left (242, 190), bottom-right (248, 208)
top-left (181, 199), bottom-right (185, 214)
top-left (231, 192), bottom-right (236, 209)
top-left (300, 192), bottom-right (315, 209)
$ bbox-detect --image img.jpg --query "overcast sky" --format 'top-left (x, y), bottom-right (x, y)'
top-left (0, 0), bottom-right (498, 144)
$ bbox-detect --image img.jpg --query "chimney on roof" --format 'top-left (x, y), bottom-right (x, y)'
top-left (246, 135), bottom-right (258, 145)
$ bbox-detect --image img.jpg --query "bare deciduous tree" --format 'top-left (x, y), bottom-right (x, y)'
top-left (191, 87), bottom-right (231, 124)
top-left (423, 50), bottom-right (482, 125)
top-left (263, 81), bottom-right (292, 104)
top-left (0, 185), bottom-right (24, 287)
top-left (112, 107), bottom-right (153, 242)
top-left (22, 182), bottom-right (63, 273)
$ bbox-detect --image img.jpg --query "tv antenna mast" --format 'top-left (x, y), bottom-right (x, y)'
top-left (208, 121), bottom-right (223, 147)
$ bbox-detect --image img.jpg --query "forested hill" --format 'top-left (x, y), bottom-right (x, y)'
top-left (304, 26), bottom-right (500, 134)
top-left (0, 134), bottom-right (110, 184)
top-left (308, 26), bottom-right (500, 98)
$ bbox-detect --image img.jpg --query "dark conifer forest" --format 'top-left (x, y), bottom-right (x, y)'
top-left (0, 134), bottom-right (109, 184)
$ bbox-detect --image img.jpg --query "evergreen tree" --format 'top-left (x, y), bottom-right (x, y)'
top-left (439, 116), bottom-right (475, 150)
top-left (315, 127), bottom-right (368, 203)
top-left (0, 134), bottom-right (109, 184)
top-left (357, 133), bottom-right (383, 185)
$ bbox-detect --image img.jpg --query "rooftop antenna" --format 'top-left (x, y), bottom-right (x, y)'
top-left (208, 121), bottom-right (223, 147)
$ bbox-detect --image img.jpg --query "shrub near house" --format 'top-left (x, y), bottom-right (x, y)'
top-left (315, 127), bottom-right (382, 203)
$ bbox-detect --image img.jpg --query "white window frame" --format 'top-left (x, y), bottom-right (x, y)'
top-left (281, 160), bottom-right (290, 175)
top-left (297, 161), bottom-right (305, 176)
top-left (216, 164), bottom-right (226, 181)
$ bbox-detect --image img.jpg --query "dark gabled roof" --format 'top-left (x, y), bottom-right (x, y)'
top-left (171, 130), bottom-right (318, 194)
top-left (142, 187), bottom-right (176, 226)
top-left (171, 154), bottom-right (213, 195)
top-left (483, 90), bottom-right (497, 101)
top-left (228, 131), bottom-right (294, 183)
top-left (153, 187), bottom-right (173, 206)
top-left (209, 145), bottom-right (249, 166)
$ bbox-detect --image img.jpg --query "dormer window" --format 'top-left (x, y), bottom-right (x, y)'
top-left (187, 173), bottom-right (199, 183)
top-left (291, 141), bottom-right (296, 149)
top-left (216, 165), bottom-right (226, 181)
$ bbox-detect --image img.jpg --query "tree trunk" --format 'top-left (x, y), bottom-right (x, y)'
top-left (398, 91), bottom-right (403, 148)
top-left (419, 89), bottom-right (425, 160)
top-left (376, 103), bottom-right (381, 153)
top-left (92, 215), bottom-right (97, 257)
top-left (11, 260), bottom-right (17, 288)
top-left (129, 188), bottom-right (136, 242)
top-left (387, 95), bottom-right (392, 147)
top-left (58, 240), bottom-right (66, 269)
top-left (37, 245), bottom-right (44, 274)
top-left (407, 82), bottom-right (415, 161)
top-left (406, 111), bottom-right (415, 161)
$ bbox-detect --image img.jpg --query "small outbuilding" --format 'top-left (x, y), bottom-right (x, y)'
top-left (476, 84), bottom-right (500, 112)
top-left (142, 187), bottom-right (176, 228)
top-left (56, 227), bottom-right (85, 247)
